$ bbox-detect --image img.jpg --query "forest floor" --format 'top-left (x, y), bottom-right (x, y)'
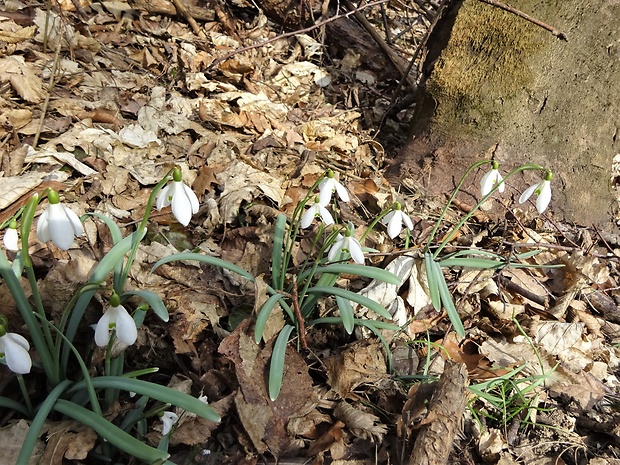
top-left (1, 1), bottom-right (620, 464)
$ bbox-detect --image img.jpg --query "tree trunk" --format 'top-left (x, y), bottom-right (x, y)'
top-left (389, 0), bottom-right (620, 228)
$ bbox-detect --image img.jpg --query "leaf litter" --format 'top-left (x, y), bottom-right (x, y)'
top-left (0, 1), bottom-right (620, 464)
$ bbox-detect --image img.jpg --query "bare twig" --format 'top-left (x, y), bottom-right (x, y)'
top-left (340, 0), bottom-right (416, 89)
top-left (206, 0), bottom-right (389, 72)
top-left (478, 0), bottom-right (567, 41)
top-left (33, 35), bottom-right (62, 149)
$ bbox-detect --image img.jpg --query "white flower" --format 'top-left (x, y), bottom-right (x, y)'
top-left (156, 169), bottom-right (199, 227)
top-left (301, 197), bottom-right (334, 228)
top-left (3, 223), bottom-right (19, 251)
top-left (95, 304), bottom-right (137, 347)
top-left (328, 230), bottom-right (364, 264)
top-left (519, 171), bottom-right (552, 214)
top-left (0, 331), bottom-right (31, 374)
top-left (36, 191), bottom-right (83, 250)
top-left (480, 163), bottom-right (505, 196)
top-left (318, 170), bottom-right (349, 205)
top-left (161, 411), bottom-right (179, 435)
top-left (383, 204), bottom-right (414, 239)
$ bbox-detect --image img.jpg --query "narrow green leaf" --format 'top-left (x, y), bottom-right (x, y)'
top-left (515, 250), bottom-right (543, 259)
top-left (424, 253), bottom-right (441, 312)
top-left (309, 316), bottom-right (401, 332)
top-left (271, 214), bottom-right (287, 290)
top-left (443, 249), bottom-right (503, 260)
top-left (306, 264), bottom-right (401, 285)
top-left (255, 293), bottom-right (284, 343)
top-left (53, 399), bottom-right (169, 463)
top-left (83, 212), bottom-right (123, 244)
top-left (17, 380), bottom-right (72, 465)
top-left (435, 270), bottom-right (465, 337)
top-left (307, 286), bottom-right (392, 320)
top-left (0, 396), bottom-right (29, 417)
top-left (336, 296), bottom-right (354, 334)
top-left (68, 377), bottom-right (220, 422)
top-left (123, 290), bottom-right (169, 322)
top-left (269, 325), bottom-right (294, 401)
top-left (151, 252), bottom-right (255, 282)
top-left (439, 257), bottom-right (504, 269)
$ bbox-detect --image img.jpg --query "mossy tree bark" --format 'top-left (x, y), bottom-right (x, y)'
top-left (390, 0), bottom-right (620, 228)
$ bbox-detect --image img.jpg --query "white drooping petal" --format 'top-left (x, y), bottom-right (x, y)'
top-left (114, 305), bottom-right (138, 346)
top-left (401, 211), bottom-right (414, 230)
top-left (347, 237), bottom-right (365, 264)
top-left (301, 205), bottom-right (316, 229)
top-left (181, 183), bottom-right (199, 214)
top-left (328, 234), bottom-right (345, 262)
top-left (518, 182), bottom-right (539, 205)
top-left (157, 184), bottom-right (174, 210)
top-left (480, 169), bottom-right (505, 196)
top-left (36, 207), bottom-right (51, 243)
top-left (334, 181), bottom-right (350, 202)
top-left (171, 183), bottom-right (193, 226)
top-left (64, 205), bottom-right (84, 237)
top-left (388, 212), bottom-right (403, 239)
top-left (0, 333), bottom-right (31, 374)
top-left (94, 310), bottom-right (114, 347)
top-left (3, 228), bottom-right (19, 251)
top-left (536, 180), bottom-right (552, 213)
top-left (161, 411), bottom-right (179, 435)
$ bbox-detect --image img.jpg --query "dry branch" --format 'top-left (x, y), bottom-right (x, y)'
top-left (408, 360), bottom-right (469, 465)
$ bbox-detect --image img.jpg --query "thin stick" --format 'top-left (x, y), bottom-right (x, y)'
top-left (478, 0), bottom-right (567, 41)
top-left (171, 0), bottom-right (204, 37)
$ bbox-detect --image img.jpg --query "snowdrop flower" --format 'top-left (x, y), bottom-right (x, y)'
top-left (519, 171), bottom-right (552, 214)
top-left (383, 202), bottom-right (414, 239)
top-left (480, 161), bottom-right (505, 196)
top-left (328, 227), bottom-right (364, 264)
top-left (0, 325), bottom-right (31, 374)
top-left (3, 220), bottom-right (19, 252)
top-left (318, 170), bottom-right (349, 205)
top-left (160, 411), bottom-right (179, 435)
top-left (156, 168), bottom-right (199, 227)
top-left (301, 196), bottom-right (334, 228)
top-left (95, 293), bottom-right (137, 347)
top-left (36, 190), bottom-right (83, 250)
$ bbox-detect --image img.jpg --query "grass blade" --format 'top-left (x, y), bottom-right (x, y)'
top-left (307, 286), bottom-right (392, 320)
top-left (151, 252), bottom-right (255, 282)
top-left (123, 290), bottom-right (169, 322)
top-left (53, 399), bottom-right (169, 464)
top-left (269, 325), bottom-right (294, 401)
top-left (336, 296), bottom-right (354, 334)
top-left (255, 293), bottom-right (284, 343)
top-left (271, 214), bottom-right (287, 290)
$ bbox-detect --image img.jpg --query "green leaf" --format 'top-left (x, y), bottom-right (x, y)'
top-left (309, 316), bottom-right (401, 332)
top-left (64, 231), bottom-right (146, 368)
top-left (336, 296), bottom-right (354, 334)
top-left (17, 380), bottom-right (72, 465)
top-left (123, 290), bottom-right (169, 322)
top-left (435, 270), bottom-right (465, 337)
top-left (255, 293), bottom-right (284, 343)
top-left (439, 257), bottom-right (504, 269)
top-left (151, 252), bottom-right (254, 282)
top-left (304, 264), bottom-right (401, 285)
top-left (68, 377), bottom-right (220, 422)
top-left (271, 214), bottom-right (287, 290)
top-left (83, 212), bottom-right (123, 244)
top-left (269, 325), bottom-right (294, 401)
top-left (0, 396), bottom-right (29, 417)
top-left (424, 253), bottom-right (441, 312)
top-left (306, 286), bottom-right (392, 320)
top-left (53, 399), bottom-right (169, 464)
